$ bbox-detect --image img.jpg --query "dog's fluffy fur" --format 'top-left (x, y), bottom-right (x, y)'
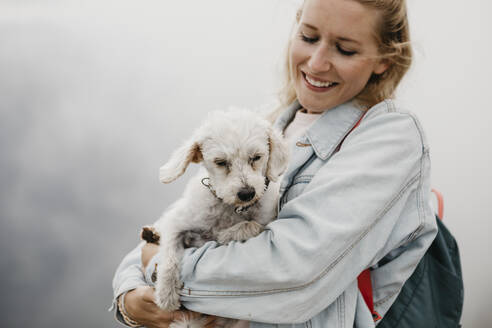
top-left (145, 109), bottom-right (289, 328)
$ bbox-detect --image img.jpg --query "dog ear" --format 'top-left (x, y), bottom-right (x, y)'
top-left (159, 140), bottom-right (203, 183)
top-left (266, 127), bottom-right (289, 182)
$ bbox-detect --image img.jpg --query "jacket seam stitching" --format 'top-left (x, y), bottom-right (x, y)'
top-left (374, 289), bottom-right (399, 307)
top-left (407, 150), bottom-right (428, 242)
top-left (291, 181), bottom-right (310, 187)
top-left (181, 172), bottom-right (422, 296)
top-left (338, 293), bottom-right (345, 327)
top-left (377, 99), bottom-right (428, 154)
top-left (375, 152), bottom-right (428, 307)
top-left (414, 150), bottom-right (426, 239)
top-left (291, 176), bottom-right (313, 185)
top-left (395, 112), bottom-right (428, 154)
top-left (293, 174), bottom-right (314, 180)
top-left (384, 99), bottom-right (396, 113)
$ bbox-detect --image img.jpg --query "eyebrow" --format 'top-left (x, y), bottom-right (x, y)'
top-left (301, 23), bottom-right (361, 45)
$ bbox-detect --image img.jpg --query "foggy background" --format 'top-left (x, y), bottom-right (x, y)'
top-left (1, 0), bottom-right (490, 327)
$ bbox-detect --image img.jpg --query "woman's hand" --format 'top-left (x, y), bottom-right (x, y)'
top-left (136, 244), bottom-right (218, 327)
top-left (124, 286), bottom-right (218, 328)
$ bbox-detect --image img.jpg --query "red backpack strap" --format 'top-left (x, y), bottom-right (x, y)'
top-left (358, 269), bottom-right (382, 322)
top-left (431, 188), bottom-right (444, 220)
top-left (335, 112), bottom-right (365, 152)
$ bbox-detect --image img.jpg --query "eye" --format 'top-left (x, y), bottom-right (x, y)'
top-left (300, 32), bottom-right (318, 44)
top-left (249, 155), bottom-right (262, 165)
top-left (214, 159), bottom-right (228, 167)
top-left (336, 43), bottom-right (357, 56)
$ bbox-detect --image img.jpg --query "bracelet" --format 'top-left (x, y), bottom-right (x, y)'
top-left (117, 293), bottom-right (142, 327)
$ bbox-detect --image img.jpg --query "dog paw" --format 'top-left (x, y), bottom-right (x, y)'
top-left (217, 229), bottom-right (234, 244)
top-left (155, 284), bottom-right (182, 311)
top-left (141, 226), bottom-right (161, 244)
top-left (155, 265), bottom-right (183, 311)
top-left (243, 221), bottom-right (265, 238)
top-left (218, 221), bottom-right (264, 244)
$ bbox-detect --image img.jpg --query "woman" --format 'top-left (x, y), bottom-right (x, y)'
top-left (111, 0), bottom-right (438, 327)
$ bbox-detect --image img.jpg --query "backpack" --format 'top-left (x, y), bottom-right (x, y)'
top-left (358, 190), bottom-right (464, 327)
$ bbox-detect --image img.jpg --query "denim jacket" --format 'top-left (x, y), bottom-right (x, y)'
top-left (111, 99), bottom-right (438, 327)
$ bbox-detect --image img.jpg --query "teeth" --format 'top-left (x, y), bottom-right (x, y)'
top-left (305, 74), bottom-right (334, 88)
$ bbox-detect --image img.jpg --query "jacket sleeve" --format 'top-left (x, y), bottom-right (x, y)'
top-left (110, 242), bottom-right (150, 325)
top-left (178, 111), bottom-right (438, 323)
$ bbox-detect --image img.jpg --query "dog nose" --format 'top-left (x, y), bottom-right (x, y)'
top-left (237, 187), bottom-right (255, 202)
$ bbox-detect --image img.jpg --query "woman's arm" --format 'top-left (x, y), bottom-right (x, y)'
top-left (176, 110), bottom-right (437, 323)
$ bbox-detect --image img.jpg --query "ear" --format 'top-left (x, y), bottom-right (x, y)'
top-left (159, 140), bottom-right (203, 183)
top-left (266, 127), bottom-right (289, 182)
top-left (373, 59), bottom-right (390, 75)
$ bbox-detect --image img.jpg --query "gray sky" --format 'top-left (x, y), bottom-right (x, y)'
top-left (1, 0), bottom-right (491, 327)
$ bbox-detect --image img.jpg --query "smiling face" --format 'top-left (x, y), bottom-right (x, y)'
top-left (290, 0), bottom-right (389, 113)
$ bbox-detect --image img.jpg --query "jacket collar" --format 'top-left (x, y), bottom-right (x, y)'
top-left (275, 99), bottom-right (365, 160)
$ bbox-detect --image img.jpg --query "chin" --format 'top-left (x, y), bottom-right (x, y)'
top-left (298, 97), bottom-right (336, 113)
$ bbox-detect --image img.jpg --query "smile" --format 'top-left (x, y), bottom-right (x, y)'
top-left (302, 72), bottom-right (339, 91)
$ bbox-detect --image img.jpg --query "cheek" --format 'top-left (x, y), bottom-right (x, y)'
top-left (289, 39), bottom-right (307, 74)
top-left (337, 58), bottom-right (376, 87)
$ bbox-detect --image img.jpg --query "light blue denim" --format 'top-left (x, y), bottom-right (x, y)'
top-left (111, 99), bottom-right (438, 327)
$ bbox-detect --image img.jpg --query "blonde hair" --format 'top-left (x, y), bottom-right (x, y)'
top-left (272, 0), bottom-right (412, 120)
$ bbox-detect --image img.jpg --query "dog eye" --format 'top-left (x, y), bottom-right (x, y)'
top-left (250, 155), bottom-right (261, 163)
top-left (215, 160), bottom-right (228, 167)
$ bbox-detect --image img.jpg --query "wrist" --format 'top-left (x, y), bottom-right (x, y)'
top-left (118, 291), bottom-right (142, 327)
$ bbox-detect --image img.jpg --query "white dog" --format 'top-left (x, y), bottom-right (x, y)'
top-left (143, 109), bottom-right (289, 328)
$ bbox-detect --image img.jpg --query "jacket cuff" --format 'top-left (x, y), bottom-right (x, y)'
top-left (109, 277), bottom-right (147, 313)
top-left (110, 291), bottom-right (142, 327)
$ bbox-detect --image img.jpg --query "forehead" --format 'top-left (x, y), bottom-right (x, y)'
top-left (201, 124), bottom-right (269, 158)
top-left (301, 0), bottom-right (380, 43)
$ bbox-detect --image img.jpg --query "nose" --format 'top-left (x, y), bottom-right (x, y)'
top-left (308, 45), bottom-right (332, 73)
top-left (237, 187), bottom-right (255, 202)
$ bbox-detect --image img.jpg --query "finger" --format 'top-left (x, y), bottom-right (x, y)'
top-left (204, 321), bottom-right (217, 328)
top-left (175, 310), bottom-right (195, 321)
top-left (203, 314), bottom-right (217, 324)
top-left (204, 317), bottom-right (220, 328)
top-left (158, 310), bottom-right (189, 322)
top-left (184, 310), bottom-right (203, 319)
top-left (142, 287), bottom-right (156, 303)
top-left (181, 310), bottom-right (216, 322)
top-left (203, 315), bottom-right (218, 325)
